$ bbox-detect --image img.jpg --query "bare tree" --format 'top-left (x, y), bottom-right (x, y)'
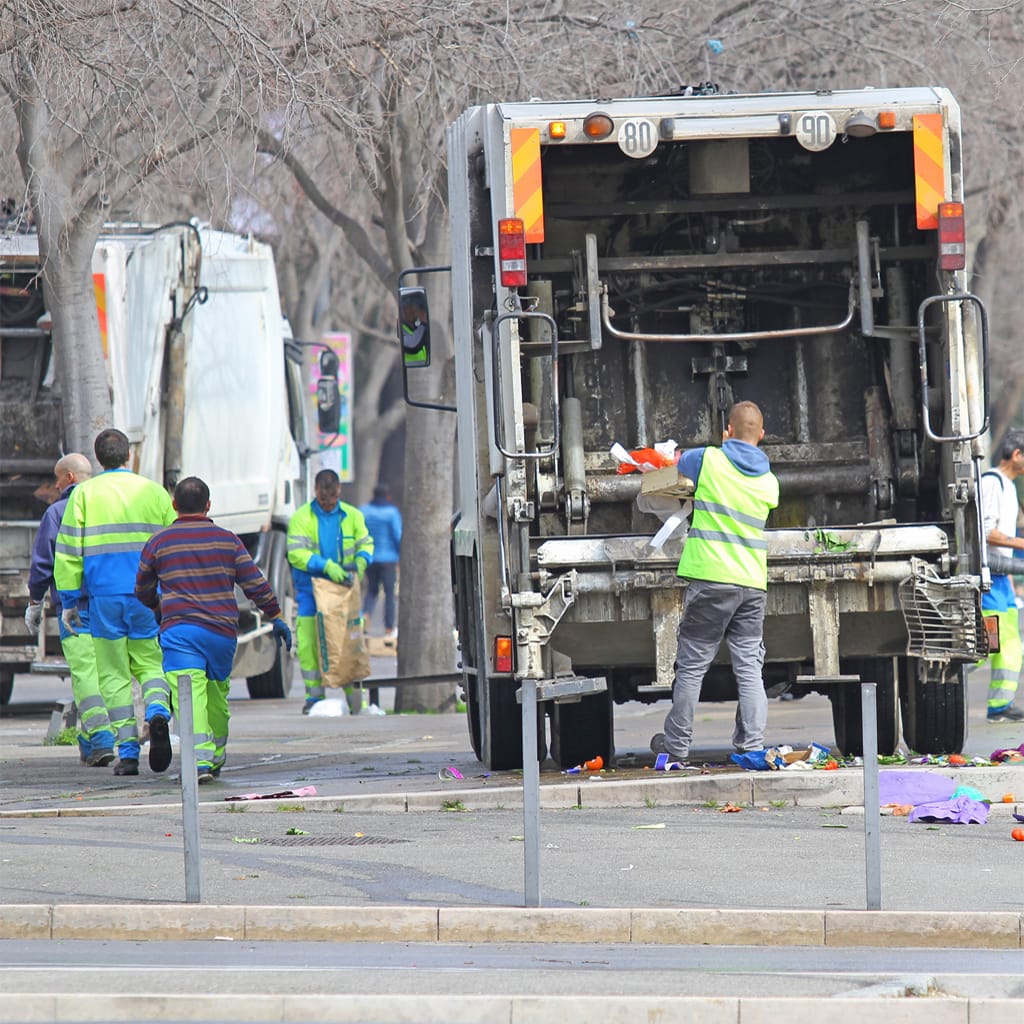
top-left (0, 1), bottom-right (301, 453)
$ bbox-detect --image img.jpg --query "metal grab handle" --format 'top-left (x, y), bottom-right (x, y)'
top-left (917, 292), bottom-right (989, 443)
top-left (601, 283), bottom-right (856, 343)
top-left (490, 310), bottom-right (560, 460)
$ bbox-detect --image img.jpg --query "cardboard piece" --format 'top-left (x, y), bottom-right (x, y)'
top-left (639, 467), bottom-right (695, 498)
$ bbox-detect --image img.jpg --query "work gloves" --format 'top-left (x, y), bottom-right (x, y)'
top-left (61, 607), bottom-right (83, 635)
top-left (272, 618), bottom-right (293, 651)
top-left (324, 560), bottom-right (354, 587)
top-left (24, 602), bottom-right (43, 633)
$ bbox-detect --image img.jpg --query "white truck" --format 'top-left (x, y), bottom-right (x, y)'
top-left (401, 86), bottom-right (991, 770)
top-left (0, 223), bottom-right (316, 702)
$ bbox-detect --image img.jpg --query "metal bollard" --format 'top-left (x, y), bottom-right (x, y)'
top-left (176, 673), bottom-right (202, 903)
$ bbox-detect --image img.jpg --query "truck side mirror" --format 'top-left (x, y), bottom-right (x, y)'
top-left (316, 349), bottom-right (340, 434)
top-left (399, 285), bottom-right (431, 369)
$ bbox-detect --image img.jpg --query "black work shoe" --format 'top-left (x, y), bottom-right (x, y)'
top-left (986, 705), bottom-right (1024, 723)
top-left (148, 716), bottom-right (172, 773)
top-left (650, 732), bottom-right (668, 754)
top-left (113, 758), bottom-right (139, 776)
top-left (86, 748), bottom-right (115, 768)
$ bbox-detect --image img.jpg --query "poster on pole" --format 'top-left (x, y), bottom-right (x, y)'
top-left (308, 331), bottom-right (353, 482)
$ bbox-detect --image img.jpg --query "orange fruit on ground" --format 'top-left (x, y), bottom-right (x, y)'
top-left (1012, 828), bottom-right (1024, 842)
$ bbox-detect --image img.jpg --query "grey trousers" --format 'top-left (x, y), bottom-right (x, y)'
top-left (662, 578), bottom-right (769, 759)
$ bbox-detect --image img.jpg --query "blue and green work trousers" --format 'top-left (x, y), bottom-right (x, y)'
top-left (297, 614), bottom-right (361, 713)
top-left (89, 595), bottom-right (167, 761)
top-left (57, 608), bottom-right (114, 758)
top-left (986, 607), bottom-right (1022, 715)
top-left (150, 624), bottom-right (235, 773)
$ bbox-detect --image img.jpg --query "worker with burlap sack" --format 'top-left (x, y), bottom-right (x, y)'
top-left (287, 469), bottom-right (373, 715)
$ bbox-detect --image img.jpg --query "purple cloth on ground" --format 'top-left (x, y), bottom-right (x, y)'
top-left (908, 796), bottom-right (989, 825)
top-left (990, 743), bottom-right (1024, 762)
top-left (878, 770), bottom-right (955, 807)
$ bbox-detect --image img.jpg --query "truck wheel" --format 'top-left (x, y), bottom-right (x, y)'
top-left (246, 531), bottom-right (296, 699)
top-left (829, 658), bottom-right (899, 757)
top-left (477, 675), bottom-right (545, 771)
top-left (549, 690), bottom-right (614, 770)
top-left (898, 659), bottom-right (966, 755)
top-left (0, 670), bottom-right (13, 706)
top-left (464, 675), bottom-right (483, 760)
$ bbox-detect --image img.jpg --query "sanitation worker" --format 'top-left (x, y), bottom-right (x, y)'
top-left (26, 453), bottom-right (115, 766)
top-left (135, 476), bottom-right (291, 782)
top-left (979, 429), bottom-right (1024, 723)
top-left (651, 401), bottom-right (780, 764)
top-left (287, 468), bottom-right (373, 714)
top-left (54, 429), bottom-right (175, 776)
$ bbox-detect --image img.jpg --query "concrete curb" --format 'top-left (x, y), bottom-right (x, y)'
top-left (1, 904), bottom-right (1021, 948)
top-left (0, 992), bottom-right (1021, 1023)
top-left (1, 765), bottom-right (1022, 818)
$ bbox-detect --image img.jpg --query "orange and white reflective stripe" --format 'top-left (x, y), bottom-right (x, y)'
top-left (92, 273), bottom-right (109, 358)
top-left (510, 127), bottom-right (544, 244)
top-left (913, 113), bottom-right (946, 230)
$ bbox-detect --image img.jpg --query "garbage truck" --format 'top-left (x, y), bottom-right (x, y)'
top-left (0, 223), bottom-right (316, 703)
top-left (400, 86), bottom-right (991, 769)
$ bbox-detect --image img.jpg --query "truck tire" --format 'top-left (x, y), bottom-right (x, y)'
top-left (0, 670), bottom-right (13, 706)
top-left (475, 675), bottom-right (546, 771)
top-left (829, 658), bottom-right (899, 757)
top-left (549, 690), bottom-right (614, 770)
top-left (246, 531), bottom-right (296, 700)
top-left (464, 675), bottom-right (483, 761)
top-left (898, 658), bottom-right (966, 755)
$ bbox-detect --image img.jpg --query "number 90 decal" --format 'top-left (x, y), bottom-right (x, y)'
top-left (795, 111), bottom-right (837, 152)
top-left (617, 118), bottom-right (658, 159)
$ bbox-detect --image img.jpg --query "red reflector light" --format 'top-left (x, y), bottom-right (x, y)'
top-left (494, 636), bottom-right (513, 674)
top-left (937, 201), bottom-right (965, 271)
top-left (498, 218), bottom-right (527, 287)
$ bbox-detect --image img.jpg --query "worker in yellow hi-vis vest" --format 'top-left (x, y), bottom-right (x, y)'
top-left (287, 469), bottom-right (373, 715)
top-left (651, 401), bottom-right (780, 765)
top-left (55, 429), bottom-right (175, 777)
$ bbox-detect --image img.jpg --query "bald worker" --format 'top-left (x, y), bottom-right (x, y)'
top-left (26, 453), bottom-right (116, 765)
top-left (651, 401), bottom-right (780, 765)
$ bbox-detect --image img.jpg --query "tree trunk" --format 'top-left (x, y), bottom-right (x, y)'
top-left (39, 227), bottom-right (112, 456)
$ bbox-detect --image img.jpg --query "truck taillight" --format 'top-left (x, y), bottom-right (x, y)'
top-left (494, 636), bottom-right (513, 673)
top-left (498, 218), bottom-right (527, 287)
top-left (937, 201), bottom-right (966, 271)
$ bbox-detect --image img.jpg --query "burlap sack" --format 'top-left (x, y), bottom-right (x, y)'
top-left (311, 575), bottom-right (370, 687)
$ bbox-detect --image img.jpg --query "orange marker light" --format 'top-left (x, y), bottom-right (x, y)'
top-left (583, 112), bottom-right (614, 139)
top-left (548, 121), bottom-right (567, 140)
top-left (878, 110), bottom-right (896, 130)
top-left (494, 636), bottom-right (513, 673)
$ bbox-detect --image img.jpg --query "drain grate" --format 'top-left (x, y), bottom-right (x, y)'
top-left (255, 835), bottom-right (410, 847)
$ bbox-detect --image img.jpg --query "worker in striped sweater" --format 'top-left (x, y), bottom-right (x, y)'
top-left (135, 476), bottom-right (291, 782)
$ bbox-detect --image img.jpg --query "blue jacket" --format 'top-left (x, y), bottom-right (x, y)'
top-left (360, 500), bottom-right (403, 564)
top-left (29, 485), bottom-right (77, 608)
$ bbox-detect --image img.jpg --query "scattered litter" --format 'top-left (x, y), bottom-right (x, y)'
top-left (308, 698), bottom-right (348, 717)
top-left (910, 796), bottom-right (989, 825)
top-left (565, 755), bottom-right (604, 774)
top-left (232, 837), bottom-right (260, 844)
top-left (364, 704), bottom-right (387, 716)
top-left (213, 936), bottom-right (235, 941)
top-left (991, 744), bottom-right (1024, 763)
top-left (654, 753), bottom-right (696, 772)
top-left (225, 786), bottom-right (317, 802)
top-left (1012, 808), bottom-right (1024, 823)
top-left (632, 823), bottom-right (666, 830)
top-left (285, 828), bottom-right (309, 836)
top-left (439, 766), bottom-right (464, 781)
top-left (620, 864), bottom-right (634, 871)
top-left (821, 823), bottom-right (848, 828)
top-left (719, 803), bottom-right (742, 813)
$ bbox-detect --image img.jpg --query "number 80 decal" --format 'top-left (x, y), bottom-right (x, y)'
top-left (795, 111), bottom-right (837, 152)
top-left (617, 118), bottom-right (659, 159)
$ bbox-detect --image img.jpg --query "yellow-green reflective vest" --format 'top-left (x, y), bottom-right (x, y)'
top-left (678, 446), bottom-right (779, 591)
